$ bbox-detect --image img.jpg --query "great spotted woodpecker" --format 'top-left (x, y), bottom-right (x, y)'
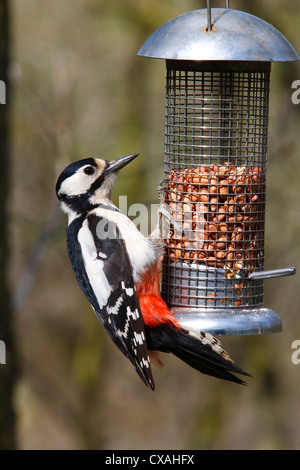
top-left (56, 153), bottom-right (250, 390)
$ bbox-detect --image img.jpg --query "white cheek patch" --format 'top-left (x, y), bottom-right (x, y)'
top-left (60, 168), bottom-right (97, 197)
top-left (77, 220), bottom-right (112, 309)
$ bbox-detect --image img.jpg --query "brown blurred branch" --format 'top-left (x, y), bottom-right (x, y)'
top-left (11, 201), bottom-right (62, 313)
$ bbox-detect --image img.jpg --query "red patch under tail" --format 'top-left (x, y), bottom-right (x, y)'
top-left (136, 265), bottom-right (180, 330)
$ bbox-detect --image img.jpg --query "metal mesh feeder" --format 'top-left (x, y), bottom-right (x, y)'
top-left (138, 3), bottom-right (298, 336)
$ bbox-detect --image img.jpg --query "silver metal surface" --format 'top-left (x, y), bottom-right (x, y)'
top-left (138, 8), bottom-right (299, 62)
top-left (248, 266), bottom-right (296, 280)
top-left (173, 307), bottom-right (282, 336)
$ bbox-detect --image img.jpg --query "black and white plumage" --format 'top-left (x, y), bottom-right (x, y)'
top-left (56, 154), bottom-right (155, 389)
top-left (56, 153), bottom-right (250, 390)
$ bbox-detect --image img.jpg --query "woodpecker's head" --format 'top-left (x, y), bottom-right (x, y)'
top-left (56, 153), bottom-right (139, 216)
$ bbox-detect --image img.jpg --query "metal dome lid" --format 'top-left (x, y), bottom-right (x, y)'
top-left (137, 8), bottom-right (299, 62)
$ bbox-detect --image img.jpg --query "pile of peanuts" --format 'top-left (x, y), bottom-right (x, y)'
top-left (164, 162), bottom-right (265, 270)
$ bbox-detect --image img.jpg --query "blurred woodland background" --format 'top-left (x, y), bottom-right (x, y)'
top-left (0, 0), bottom-right (300, 450)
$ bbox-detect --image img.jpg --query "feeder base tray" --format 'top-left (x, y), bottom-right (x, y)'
top-left (172, 307), bottom-right (282, 336)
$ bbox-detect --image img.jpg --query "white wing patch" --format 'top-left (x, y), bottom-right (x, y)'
top-left (90, 206), bottom-right (156, 281)
top-left (77, 220), bottom-right (112, 309)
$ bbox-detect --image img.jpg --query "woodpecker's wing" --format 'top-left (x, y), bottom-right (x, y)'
top-left (67, 213), bottom-right (155, 390)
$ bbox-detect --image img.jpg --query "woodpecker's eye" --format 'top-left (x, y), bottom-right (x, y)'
top-left (83, 166), bottom-right (96, 176)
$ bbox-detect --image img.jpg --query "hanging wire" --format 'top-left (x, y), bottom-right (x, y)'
top-left (207, 0), bottom-right (229, 31)
top-left (206, 0), bottom-right (212, 31)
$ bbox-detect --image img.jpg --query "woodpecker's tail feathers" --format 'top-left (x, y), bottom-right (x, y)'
top-left (147, 325), bottom-right (251, 385)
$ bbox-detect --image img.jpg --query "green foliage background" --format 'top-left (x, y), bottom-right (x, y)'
top-left (7, 0), bottom-right (300, 449)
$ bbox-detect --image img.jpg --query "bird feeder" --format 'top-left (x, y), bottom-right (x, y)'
top-left (138, 2), bottom-right (298, 336)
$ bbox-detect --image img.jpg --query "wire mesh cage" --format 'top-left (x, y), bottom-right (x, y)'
top-left (138, 5), bottom-right (298, 335)
top-left (162, 60), bottom-right (269, 311)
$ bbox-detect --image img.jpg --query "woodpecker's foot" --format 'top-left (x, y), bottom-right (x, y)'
top-left (157, 179), bottom-right (167, 205)
top-left (149, 201), bottom-right (179, 241)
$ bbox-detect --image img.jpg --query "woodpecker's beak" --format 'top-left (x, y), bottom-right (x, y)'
top-left (104, 153), bottom-right (139, 175)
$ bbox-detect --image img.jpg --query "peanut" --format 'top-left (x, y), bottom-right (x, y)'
top-left (165, 163), bottom-right (264, 273)
top-left (217, 236), bottom-right (227, 250)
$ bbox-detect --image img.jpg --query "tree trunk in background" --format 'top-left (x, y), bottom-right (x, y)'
top-left (0, 0), bottom-right (17, 450)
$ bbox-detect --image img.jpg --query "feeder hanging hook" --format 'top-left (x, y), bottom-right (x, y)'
top-left (207, 0), bottom-right (231, 31)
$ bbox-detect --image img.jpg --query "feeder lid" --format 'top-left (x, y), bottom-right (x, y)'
top-left (137, 8), bottom-right (299, 62)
